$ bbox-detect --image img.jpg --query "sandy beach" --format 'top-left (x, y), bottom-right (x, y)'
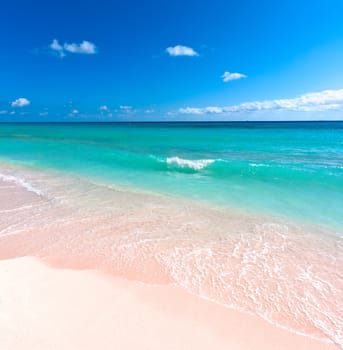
top-left (0, 167), bottom-right (341, 349)
top-left (0, 256), bottom-right (337, 350)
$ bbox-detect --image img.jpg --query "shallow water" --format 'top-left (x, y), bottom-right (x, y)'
top-left (0, 121), bottom-right (342, 228)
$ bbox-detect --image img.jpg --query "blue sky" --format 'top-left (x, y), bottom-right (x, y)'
top-left (1, 0), bottom-right (343, 121)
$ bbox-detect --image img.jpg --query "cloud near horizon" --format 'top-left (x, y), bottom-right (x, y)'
top-left (166, 45), bottom-right (198, 56)
top-left (222, 71), bottom-right (247, 82)
top-left (119, 105), bottom-right (133, 111)
top-left (178, 89), bottom-right (343, 115)
top-left (11, 98), bottom-right (31, 108)
top-left (50, 39), bottom-right (98, 57)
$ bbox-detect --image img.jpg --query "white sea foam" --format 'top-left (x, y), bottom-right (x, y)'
top-left (0, 173), bottom-right (43, 196)
top-left (159, 223), bottom-right (343, 348)
top-left (166, 157), bottom-right (215, 170)
top-left (250, 163), bottom-right (271, 168)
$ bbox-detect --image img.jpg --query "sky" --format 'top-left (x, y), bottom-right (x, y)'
top-left (1, 0), bottom-right (343, 121)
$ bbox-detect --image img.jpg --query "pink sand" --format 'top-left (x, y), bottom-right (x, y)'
top-left (0, 257), bottom-right (337, 350)
top-left (0, 167), bottom-right (341, 349)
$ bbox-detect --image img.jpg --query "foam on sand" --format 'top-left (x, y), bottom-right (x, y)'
top-left (0, 173), bottom-right (43, 196)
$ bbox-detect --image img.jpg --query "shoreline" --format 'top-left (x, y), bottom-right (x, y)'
top-left (0, 158), bottom-right (341, 234)
top-left (0, 163), bottom-right (342, 348)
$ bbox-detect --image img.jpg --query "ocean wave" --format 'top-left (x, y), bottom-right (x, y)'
top-left (166, 157), bottom-right (215, 171)
top-left (0, 173), bottom-right (43, 196)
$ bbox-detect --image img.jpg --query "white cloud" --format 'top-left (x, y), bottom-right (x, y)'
top-left (111, 106), bottom-right (154, 116)
top-left (67, 109), bottom-right (79, 117)
top-left (178, 107), bottom-right (205, 115)
top-left (178, 89), bottom-right (343, 115)
top-left (203, 106), bottom-right (224, 113)
top-left (64, 40), bottom-right (97, 54)
top-left (99, 105), bottom-right (109, 111)
top-left (144, 109), bottom-right (155, 114)
top-left (50, 39), bottom-right (97, 57)
top-left (50, 39), bottom-right (65, 57)
top-left (166, 45), bottom-right (198, 57)
top-left (222, 71), bottom-right (247, 82)
top-left (0, 110), bottom-right (7, 115)
top-left (11, 98), bottom-right (31, 108)
top-left (120, 105), bottom-right (133, 110)
top-left (39, 112), bottom-right (49, 116)
top-left (67, 109), bottom-right (80, 118)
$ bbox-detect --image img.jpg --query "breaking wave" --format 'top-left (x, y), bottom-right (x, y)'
top-left (166, 157), bottom-right (215, 171)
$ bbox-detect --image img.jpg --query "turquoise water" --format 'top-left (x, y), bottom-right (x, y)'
top-left (0, 122), bottom-right (342, 229)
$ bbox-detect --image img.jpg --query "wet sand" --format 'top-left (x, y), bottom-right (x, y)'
top-left (0, 166), bottom-right (341, 349)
